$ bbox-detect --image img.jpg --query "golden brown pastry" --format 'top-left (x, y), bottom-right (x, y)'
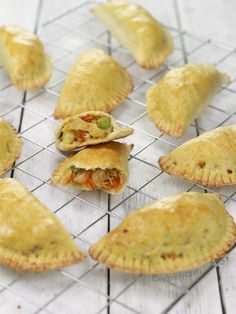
top-left (92, 1), bottom-right (173, 69)
top-left (54, 49), bottom-right (133, 119)
top-left (147, 64), bottom-right (230, 137)
top-left (56, 111), bottom-right (133, 151)
top-left (0, 25), bottom-right (52, 90)
top-left (159, 125), bottom-right (236, 187)
top-left (89, 192), bottom-right (236, 274)
top-left (51, 142), bottom-right (132, 194)
top-left (0, 178), bottom-right (85, 272)
top-left (0, 118), bottom-right (23, 175)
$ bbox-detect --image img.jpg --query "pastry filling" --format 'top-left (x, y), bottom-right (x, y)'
top-left (68, 166), bottom-right (121, 191)
top-left (59, 114), bottom-right (113, 145)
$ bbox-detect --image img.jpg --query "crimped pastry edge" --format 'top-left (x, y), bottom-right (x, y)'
top-left (89, 210), bottom-right (236, 275)
top-left (0, 120), bottom-right (23, 175)
top-left (0, 247), bottom-right (85, 272)
top-left (158, 155), bottom-right (236, 188)
top-left (10, 55), bottom-right (51, 91)
top-left (53, 67), bottom-right (134, 119)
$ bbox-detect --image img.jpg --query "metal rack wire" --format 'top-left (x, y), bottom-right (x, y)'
top-left (0, 0), bottom-right (236, 313)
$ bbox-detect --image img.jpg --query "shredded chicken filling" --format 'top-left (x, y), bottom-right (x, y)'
top-left (59, 115), bottom-right (113, 145)
top-left (68, 166), bottom-right (121, 191)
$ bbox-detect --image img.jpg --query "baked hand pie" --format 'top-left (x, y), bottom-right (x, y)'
top-left (0, 178), bottom-right (85, 271)
top-left (92, 1), bottom-right (173, 69)
top-left (89, 192), bottom-right (236, 274)
top-left (0, 25), bottom-right (52, 90)
top-left (0, 118), bottom-right (23, 175)
top-left (159, 125), bottom-right (236, 187)
top-left (147, 64), bottom-right (230, 137)
top-left (51, 142), bottom-right (132, 194)
top-left (54, 49), bottom-right (133, 119)
top-left (56, 111), bottom-right (133, 151)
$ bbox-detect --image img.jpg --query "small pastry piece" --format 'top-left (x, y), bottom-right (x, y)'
top-left (92, 1), bottom-right (173, 69)
top-left (0, 25), bottom-right (52, 90)
top-left (56, 111), bottom-right (133, 151)
top-left (89, 192), bottom-right (236, 274)
top-left (54, 49), bottom-right (133, 119)
top-left (0, 178), bottom-right (85, 272)
top-left (51, 142), bottom-right (132, 194)
top-left (147, 64), bottom-right (230, 137)
top-left (0, 118), bottom-right (23, 175)
top-left (159, 125), bottom-right (236, 187)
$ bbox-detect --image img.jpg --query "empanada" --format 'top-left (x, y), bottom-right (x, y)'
top-left (0, 118), bottom-right (23, 175)
top-left (92, 1), bottom-right (173, 69)
top-left (54, 49), bottom-right (133, 119)
top-left (159, 125), bottom-right (236, 187)
top-left (56, 111), bottom-right (133, 151)
top-left (51, 142), bottom-right (132, 194)
top-left (147, 64), bottom-right (230, 137)
top-left (0, 178), bottom-right (85, 272)
top-left (0, 25), bottom-right (52, 90)
top-left (89, 192), bottom-right (236, 274)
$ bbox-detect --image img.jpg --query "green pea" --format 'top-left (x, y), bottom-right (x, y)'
top-left (70, 166), bottom-right (81, 174)
top-left (97, 116), bottom-right (110, 129)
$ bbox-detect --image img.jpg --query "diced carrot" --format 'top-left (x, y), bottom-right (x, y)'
top-left (70, 170), bottom-right (96, 189)
top-left (75, 131), bottom-right (88, 143)
top-left (81, 115), bottom-right (95, 122)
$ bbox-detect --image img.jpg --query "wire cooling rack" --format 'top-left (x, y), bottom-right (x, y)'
top-left (0, 0), bottom-right (236, 313)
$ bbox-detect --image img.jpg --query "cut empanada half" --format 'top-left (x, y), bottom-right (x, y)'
top-left (51, 141), bottom-right (133, 194)
top-left (0, 118), bottom-right (23, 175)
top-left (147, 63), bottom-right (230, 137)
top-left (0, 25), bottom-right (52, 90)
top-left (92, 1), bottom-right (173, 69)
top-left (0, 178), bottom-right (85, 272)
top-left (54, 49), bottom-right (133, 119)
top-left (89, 192), bottom-right (236, 275)
top-left (159, 125), bottom-right (236, 187)
top-left (56, 111), bottom-right (133, 151)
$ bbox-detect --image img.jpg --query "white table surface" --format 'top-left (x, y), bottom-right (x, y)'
top-left (0, 1), bottom-right (236, 314)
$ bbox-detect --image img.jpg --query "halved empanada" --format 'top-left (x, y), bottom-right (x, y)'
top-left (0, 25), bottom-right (52, 90)
top-left (0, 118), bottom-right (23, 175)
top-left (89, 192), bottom-right (236, 274)
top-left (51, 142), bottom-right (132, 194)
top-left (56, 111), bottom-right (133, 151)
top-left (54, 49), bottom-right (133, 119)
top-left (0, 178), bottom-right (85, 272)
top-left (92, 1), bottom-right (173, 69)
top-left (147, 64), bottom-right (230, 137)
top-left (159, 125), bottom-right (236, 187)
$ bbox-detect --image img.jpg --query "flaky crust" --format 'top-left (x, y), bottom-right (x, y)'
top-left (51, 141), bottom-right (133, 194)
top-left (0, 25), bottom-right (52, 90)
top-left (0, 178), bottom-right (85, 272)
top-left (54, 49), bottom-right (133, 119)
top-left (92, 1), bottom-right (173, 69)
top-left (159, 125), bottom-right (236, 187)
top-left (0, 118), bottom-right (23, 175)
top-left (55, 111), bottom-right (133, 151)
top-left (147, 64), bottom-right (230, 137)
top-left (89, 192), bottom-right (236, 274)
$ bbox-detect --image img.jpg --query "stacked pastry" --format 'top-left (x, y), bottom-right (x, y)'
top-left (52, 126), bottom-right (133, 194)
top-left (0, 1), bottom-right (235, 276)
top-left (51, 49), bottom-right (135, 194)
